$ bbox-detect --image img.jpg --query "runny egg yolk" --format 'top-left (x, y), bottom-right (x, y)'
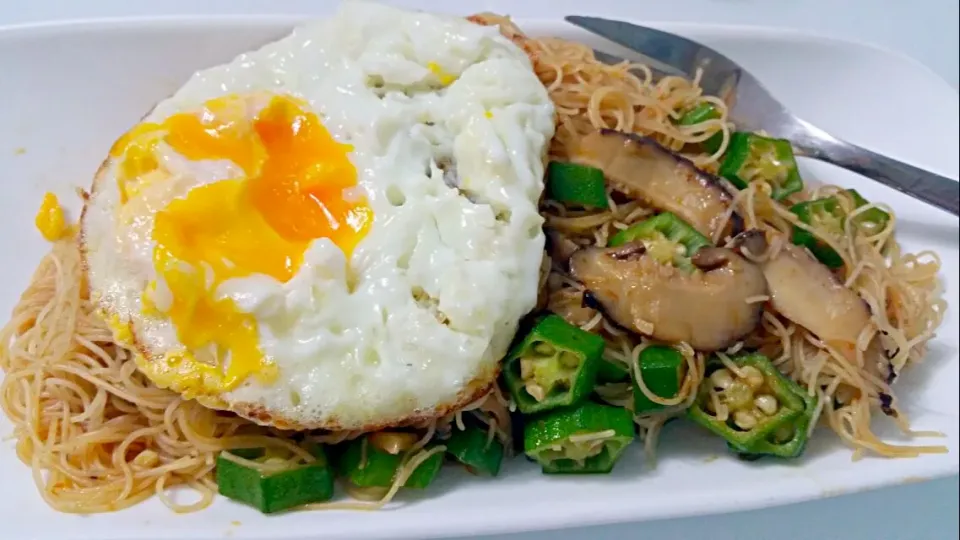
top-left (35, 192), bottom-right (68, 242)
top-left (114, 94), bottom-right (372, 396)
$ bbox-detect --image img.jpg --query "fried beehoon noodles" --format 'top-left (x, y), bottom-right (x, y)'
top-left (0, 12), bottom-right (948, 516)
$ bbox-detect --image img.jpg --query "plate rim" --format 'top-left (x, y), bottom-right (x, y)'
top-left (0, 13), bottom-right (957, 540)
top-left (0, 13), bottom-right (957, 96)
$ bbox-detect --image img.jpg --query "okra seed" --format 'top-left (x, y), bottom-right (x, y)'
top-left (739, 366), bottom-right (765, 389)
top-left (369, 431), bottom-right (419, 455)
top-left (773, 424), bottom-right (795, 443)
top-left (710, 368), bottom-right (734, 389)
top-left (704, 398), bottom-right (717, 414)
top-left (520, 358), bottom-right (534, 379)
top-left (525, 382), bottom-right (546, 402)
top-left (559, 351), bottom-right (580, 369)
top-left (733, 410), bottom-right (758, 430)
top-left (533, 342), bottom-right (555, 356)
top-left (754, 394), bottom-right (779, 415)
top-left (723, 381), bottom-right (754, 410)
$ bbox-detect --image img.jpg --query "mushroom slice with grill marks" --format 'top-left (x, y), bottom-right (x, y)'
top-left (572, 129), bottom-right (741, 241)
top-left (733, 230), bottom-right (872, 348)
top-left (569, 242), bottom-right (768, 351)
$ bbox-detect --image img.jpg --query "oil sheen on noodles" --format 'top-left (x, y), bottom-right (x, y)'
top-left (0, 237), bottom-right (509, 513)
top-left (473, 13), bottom-right (946, 460)
top-left (1, 241), bottom-right (293, 512)
top-left (0, 14), bottom-right (948, 515)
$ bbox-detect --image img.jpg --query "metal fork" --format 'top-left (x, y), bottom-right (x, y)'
top-left (567, 16), bottom-right (960, 217)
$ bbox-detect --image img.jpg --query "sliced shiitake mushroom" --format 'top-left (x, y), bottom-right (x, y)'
top-left (569, 242), bottom-right (768, 351)
top-left (733, 229), bottom-right (871, 346)
top-left (545, 229), bottom-right (581, 268)
top-left (572, 129), bottom-right (741, 241)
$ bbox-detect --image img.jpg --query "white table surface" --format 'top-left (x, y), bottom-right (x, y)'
top-left (2, 2), bottom-right (958, 539)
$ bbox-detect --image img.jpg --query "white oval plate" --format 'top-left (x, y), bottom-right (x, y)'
top-left (0, 15), bottom-right (957, 540)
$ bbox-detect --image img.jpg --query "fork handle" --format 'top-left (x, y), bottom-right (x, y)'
top-left (790, 120), bottom-right (959, 217)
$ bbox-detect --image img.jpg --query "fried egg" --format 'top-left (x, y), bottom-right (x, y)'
top-left (80, 1), bottom-right (555, 431)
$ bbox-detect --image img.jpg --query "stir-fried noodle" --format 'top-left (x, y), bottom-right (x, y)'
top-left (0, 14), bottom-right (947, 514)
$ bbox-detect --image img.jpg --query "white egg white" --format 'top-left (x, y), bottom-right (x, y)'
top-left (81, 1), bottom-right (556, 430)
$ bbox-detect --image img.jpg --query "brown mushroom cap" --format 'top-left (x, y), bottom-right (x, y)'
top-left (572, 129), bottom-right (741, 241)
top-left (735, 230), bottom-right (872, 346)
top-left (569, 242), bottom-right (768, 351)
